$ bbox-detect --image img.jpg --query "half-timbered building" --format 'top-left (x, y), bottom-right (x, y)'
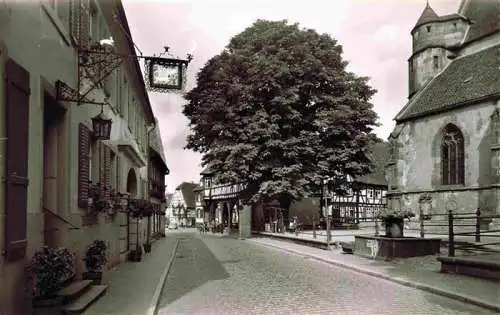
top-left (200, 141), bottom-right (389, 233)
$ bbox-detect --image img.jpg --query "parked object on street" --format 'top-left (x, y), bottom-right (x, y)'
top-left (129, 249), bottom-right (142, 262)
top-left (168, 222), bottom-right (178, 229)
top-left (83, 240), bottom-right (108, 285)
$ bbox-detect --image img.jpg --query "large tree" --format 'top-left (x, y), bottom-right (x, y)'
top-left (183, 20), bottom-right (379, 206)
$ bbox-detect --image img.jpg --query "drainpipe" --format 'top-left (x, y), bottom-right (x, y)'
top-left (146, 123), bottom-right (156, 244)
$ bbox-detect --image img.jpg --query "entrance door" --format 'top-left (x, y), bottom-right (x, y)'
top-left (42, 93), bottom-right (66, 248)
top-left (122, 169), bottom-right (138, 254)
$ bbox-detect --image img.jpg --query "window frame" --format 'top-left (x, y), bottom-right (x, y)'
top-left (441, 124), bottom-right (465, 186)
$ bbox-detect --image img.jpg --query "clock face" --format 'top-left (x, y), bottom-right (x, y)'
top-left (152, 63), bottom-right (180, 87)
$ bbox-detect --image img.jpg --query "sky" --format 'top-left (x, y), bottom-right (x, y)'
top-left (122, 0), bottom-right (459, 193)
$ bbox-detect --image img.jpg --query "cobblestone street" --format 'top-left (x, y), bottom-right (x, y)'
top-left (157, 232), bottom-right (493, 315)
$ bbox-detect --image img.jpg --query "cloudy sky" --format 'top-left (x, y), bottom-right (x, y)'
top-left (122, 0), bottom-right (459, 193)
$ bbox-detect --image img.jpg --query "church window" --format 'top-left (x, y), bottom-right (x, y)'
top-left (441, 124), bottom-right (465, 185)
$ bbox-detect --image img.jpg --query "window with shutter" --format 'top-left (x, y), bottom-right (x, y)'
top-left (4, 59), bottom-right (30, 261)
top-left (78, 123), bottom-right (91, 208)
top-left (70, 0), bottom-right (90, 48)
top-left (103, 145), bottom-right (111, 200)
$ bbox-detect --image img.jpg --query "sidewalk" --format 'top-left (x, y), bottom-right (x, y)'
top-left (248, 236), bottom-right (500, 312)
top-left (83, 236), bottom-right (179, 315)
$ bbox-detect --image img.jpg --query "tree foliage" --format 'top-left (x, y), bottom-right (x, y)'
top-left (183, 19), bottom-right (380, 204)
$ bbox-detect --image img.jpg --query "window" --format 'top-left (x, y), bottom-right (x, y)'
top-left (433, 56), bottom-right (440, 70)
top-left (441, 124), bottom-right (465, 185)
top-left (427, 26), bottom-right (431, 32)
top-left (89, 1), bottom-right (100, 42)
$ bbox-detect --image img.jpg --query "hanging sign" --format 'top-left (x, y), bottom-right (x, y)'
top-left (144, 56), bottom-right (190, 93)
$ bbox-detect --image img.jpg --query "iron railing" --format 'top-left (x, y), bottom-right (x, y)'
top-left (447, 209), bottom-right (500, 257)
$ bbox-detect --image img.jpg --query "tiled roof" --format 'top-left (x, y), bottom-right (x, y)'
top-left (354, 142), bottom-right (389, 187)
top-left (396, 43), bottom-right (500, 122)
top-left (200, 163), bottom-right (215, 175)
top-left (175, 182), bottom-right (199, 208)
top-left (461, 0), bottom-right (500, 44)
top-left (414, 3), bottom-right (439, 29)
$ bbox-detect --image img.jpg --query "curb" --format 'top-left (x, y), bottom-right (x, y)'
top-left (249, 239), bottom-right (500, 313)
top-left (147, 238), bottom-right (180, 315)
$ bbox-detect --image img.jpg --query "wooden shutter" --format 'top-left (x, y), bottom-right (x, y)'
top-left (103, 145), bottom-right (111, 200)
top-left (70, 0), bottom-right (90, 48)
top-left (78, 123), bottom-right (91, 208)
top-left (4, 59), bottom-right (30, 261)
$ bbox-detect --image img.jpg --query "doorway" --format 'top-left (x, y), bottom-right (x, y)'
top-left (42, 92), bottom-right (67, 248)
top-left (121, 168), bottom-right (138, 255)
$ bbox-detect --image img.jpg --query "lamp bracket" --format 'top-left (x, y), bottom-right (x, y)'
top-left (56, 43), bottom-right (124, 106)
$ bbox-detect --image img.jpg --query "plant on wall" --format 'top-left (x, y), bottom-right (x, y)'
top-left (89, 181), bottom-right (108, 213)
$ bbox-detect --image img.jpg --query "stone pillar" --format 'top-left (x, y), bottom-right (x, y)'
top-left (227, 202), bottom-right (232, 233)
top-left (239, 205), bottom-right (252, 239)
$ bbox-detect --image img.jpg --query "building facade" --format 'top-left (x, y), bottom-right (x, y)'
top-left (148, 122), bottom-right (169, 237)
top-left (387, 0), bottom-right (500, 226)
top-left (0, 1), bottom-right (168, 313)
top-left (168, 182), bottom-right (199, 227)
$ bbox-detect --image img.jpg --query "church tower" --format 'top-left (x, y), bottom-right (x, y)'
top-left (408, 1), bottom-right (470, 98)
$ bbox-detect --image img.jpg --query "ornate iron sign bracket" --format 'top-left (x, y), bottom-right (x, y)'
top-left (56, 43), bottom-right (124, 106)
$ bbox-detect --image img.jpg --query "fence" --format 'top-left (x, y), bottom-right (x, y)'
top-left (447, 209), bottom-right (500, 257)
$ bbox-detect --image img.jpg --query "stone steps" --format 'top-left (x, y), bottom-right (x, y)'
top-left (33, 280), bottom-right (107, 315)
top-left (62, 285), bottom-right (107, 314)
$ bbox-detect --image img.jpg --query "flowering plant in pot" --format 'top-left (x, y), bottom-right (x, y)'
top-left (376, 208), bottom-right (415, 238)
top-left (25, 247), bottom-right (75, 302)
top-left (83, 240), bottom-right (107, 285)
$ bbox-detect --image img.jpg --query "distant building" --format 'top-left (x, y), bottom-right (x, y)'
top-left (169, 182), bottom-right (200, 227)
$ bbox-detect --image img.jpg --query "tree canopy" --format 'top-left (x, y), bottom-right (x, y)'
top-left (183, 19), bottom-right (380, 204)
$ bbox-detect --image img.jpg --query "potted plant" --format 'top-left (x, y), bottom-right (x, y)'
top-left (127, 199), bottom-right (143, 262)
top-left (26, 247), bottom-right (75, 305)
top-left (83, 240), bottom-right (107, 285)
top-left (376, 208), bottom-right (415, 238)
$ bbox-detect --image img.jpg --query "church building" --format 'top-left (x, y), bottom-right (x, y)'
top-left (387, 0), bottom-right (500, 222)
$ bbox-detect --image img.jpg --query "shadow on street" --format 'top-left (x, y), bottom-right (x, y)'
top-left (157, 236), bottom-right (230, 309)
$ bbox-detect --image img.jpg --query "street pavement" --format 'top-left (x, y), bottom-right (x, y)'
top-left (157, 232), bottom-right (494, 315)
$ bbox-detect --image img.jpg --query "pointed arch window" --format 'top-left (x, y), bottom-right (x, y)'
top-left (441, 124), bottom-right (465, 185)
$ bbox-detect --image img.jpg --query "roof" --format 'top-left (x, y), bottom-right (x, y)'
top-left (414, 2), bottom-right (440, 29)
top-left (175, 182), bottom-right (199, 208)
top-left (353, 141), bottom-right (389, 187)
top-left (114, 2), bottom-right (155, 124)
top-left (149, 121), bottom-right (169, 174)
top-left (396, 43), bottom-right (500, 122)
top-left (200, 163), bottom-right (215, 175)
top-left (461, 0), bottom-right (500, 44)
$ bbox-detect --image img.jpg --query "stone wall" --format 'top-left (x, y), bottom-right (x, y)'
top-left (388, 100), bottom-right (500, 219)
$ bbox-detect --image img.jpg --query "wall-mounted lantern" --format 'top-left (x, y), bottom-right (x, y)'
top-left (92, 108), bottom-right (112, 140)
